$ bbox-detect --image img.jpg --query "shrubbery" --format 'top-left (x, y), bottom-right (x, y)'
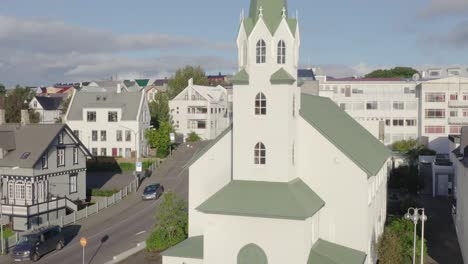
top-left (90, 189), bottom-right (119, 197)
top-left (186, 132), bottom-right (201, 142)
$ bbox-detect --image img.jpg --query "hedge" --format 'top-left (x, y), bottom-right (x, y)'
top-left (91, 189), bottom-right (119, 197)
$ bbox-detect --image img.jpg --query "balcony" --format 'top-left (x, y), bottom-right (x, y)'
top-left (448, 100), bottom-right (468, 108)
top-left (448, 117), bottom-right (468, 125)
top-left (0, 197), bottom-right (77, 217)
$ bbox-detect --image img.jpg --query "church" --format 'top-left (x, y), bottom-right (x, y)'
top-left (162, 0), bottom-right (390, 263)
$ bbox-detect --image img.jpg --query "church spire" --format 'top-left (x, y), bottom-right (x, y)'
top-left (245, 0), bottom-right (294, 35)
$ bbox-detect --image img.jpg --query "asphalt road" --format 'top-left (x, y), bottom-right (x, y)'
top-left (1, 142), bottom-right (205, 264)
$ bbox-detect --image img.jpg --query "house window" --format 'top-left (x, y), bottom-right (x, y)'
top-left (405, 119), bottom-right (416, 126)
top-left (91, 148), bottom-right (98, 156)
top-left (8, 182), bottom-right (14, 200)
top-left (57, 148), bottom-right (65, 167)
top-left (73, 147), bottom-right (79, 165)
top-left (69, 174), bottom-right (77, 194)
top-left (425, 109), bottom-right (445, 119)
top-left (393, 101), bottom-right (404, 110)
top-left (277, 40), bottom-right (286, 64)
top-left (116, 130), bottom-right (123, 142)
top-left (425, 93), bottom-right (445, 102)
top-left (385, 119), bottom-right (391, 126)
top-left (366, 101), bottom-right (378, 110)
top-left (254, 142), bottom-right (266, 165)
top-left (450, 94), bottom-right (458, 101)
top-left (92, 130), bottom-right (98, 141)
top-left (26, 183), bottom-right (32, 201)
top-left (450, 110), bottom-right (458, 117)
top-left (450, 126), bottom-right (462, 134)
top-left (108, 111), bottom-right (118, 122)
top-left (125, 131), bottom-right (131, 142)
top-left (101, 148), bottom-right (107, 156)
top-left (15, 181), bottom-right (25, 200)
top-left (425, 126), bottom-right (445, 134)
top-left (42, 152), bottom-right (48, 169)
top-left (100, 130), bottom-right (107, 141)
top-left (393, 119), bottom-right (404, 126)
top-left (255, 93), bottom-right (267, 115)
top-left (58, 132), bottom-right (64, 144)
top-left (87, 111), bottom-right (96, 122)
top-left (256, 39), bottom-right (266, 64)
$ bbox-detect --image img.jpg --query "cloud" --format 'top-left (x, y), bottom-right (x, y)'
top-left (420, 0), bottom-right (468, 19)
top-left (423, 20), bottom-right (468, 49)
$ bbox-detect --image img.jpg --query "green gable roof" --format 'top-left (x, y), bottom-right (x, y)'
top-left (231, 69), bottom-right (250, 85)
top-left (135, 79), bottom-right (150, 87)
top-left (244, 0), bottom-right (297, 36)
top-left (308, 239), bottom-right (366, 264)
top-left (197, 178), bottom-right (325, 220)
top-left (161, 236), bottom-right (204, 259)
top-left (270, 68), bottom-right (296, 85)
top-left (300, 94), bottom-right (390, 177)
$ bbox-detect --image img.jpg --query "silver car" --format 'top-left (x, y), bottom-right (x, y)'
top-left (142, 184), bottom-right (164, 200)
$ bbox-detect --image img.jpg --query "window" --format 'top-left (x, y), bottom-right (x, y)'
top-left (73, 147), bottom-right (78, 165)
top-left (8, 182), bottom-right (14, 200)
top-left (254, 142), bottom-right (266, 165)
top-left (450, 126), bottom-right (462, 134)
top-left (366, 101), bottom-right (378, 110)
top-left (15, 181), bottom-right (25, 200)
top-left (404, 87), bottom-right (415, 94)
top-left (20, 152), bottom-right (31, 159)
top-left (108, 111), bottom-right (118, 122)
top-left (92, 130), bottom-right (98, 141)
top-left (57, 148), bottom-right (65, 167)
top-left (116, 130), bottom-right (123, 142)
top-left (100, 130), bottom-right (107, 141)
top-left (425, 109), bottom-right (445, 118)
top-left (26, 183), bottom-right (32, 201)
top-left (58, 132), bottom-right (64, 144)
top-left (393, 119), bottom-right (404, 126)
top-left (385, 119), bottom-right (391, 126)
top-left (393, 101), bottom-right (404, 110)
top-left (464, 109), bottom-right (468, 117)
top-left (450, 110), bottom-right (458, 117)
top-left (425, 126), bottom-right (445, 134)
top-left (125, 131), bottom-right (131, 142)
top-left (429, 70), bottom-right (440, 77)
top-left (91, 148), bottom-right (98, 156)
top-left (87, 111), bottom-right (96, 122)
top-left (73, 130), bottom-right (79, 139)
top-left (405, 119), bottom-right (416, 126)
top-left (197, 121), bottom-right (206, 129)
top-left (69, 174), bottom-right (77, 194)
top-left (450, 94), bottom-right (458, 101)
top-left (425, 93), bottom-right (445, 102)
top-left (277, 40), bottom-right (286, 64)
top-left (352, 88), bottom-right (363, 94)
top-left (255, 93), bottom-right (267, 115)
top-left (256, 39), bottom-right (266, 64)
top-left (101, 148), bottom-right (107, 156)
top-left (42, 152), bottom-right (48, 169)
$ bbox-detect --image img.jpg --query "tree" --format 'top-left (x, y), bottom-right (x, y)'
top-left (168, 66), bottom-right (209, 99)
top-left (377, 229), bottom-right (403, 264)
top-left (392, 139), bottom-right (419, 154)
top-left (186, 131), bottom-right (201, 142)
top-left (4, 85), bottom-right (38, 123)
top-left (365, 67), bottom-right (418, 78)
top-left (149, 92), bottom-right (170, 129)
top-left (0, 83), bottom-right (6, 96)
top-left (146, 192), bottom-right (188, 252)
top-left (146, 121), bottom-right (173, 158)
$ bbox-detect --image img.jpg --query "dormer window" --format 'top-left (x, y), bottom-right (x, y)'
top-left (87, 111), bottom-right (96, 122)
top-left (42, 152), bottom-right (48, 169)
top-left (256, 40), bottom-right (266, 64)
top-left (277, 40), bottom-right (286, 64)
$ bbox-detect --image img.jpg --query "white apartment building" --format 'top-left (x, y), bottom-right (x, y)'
top-left (169, 79), bottom-right (229, 140)
top-left (65, 88), bottom-right (150, 159)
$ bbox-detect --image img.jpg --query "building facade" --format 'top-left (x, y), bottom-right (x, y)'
top-left (162, 1), bottom-right (390, 263)
top-left (65, 89), bottom-right (150, 159)
top-left (169, 79), bottom-right (230, 140)
top-left (29, 95), bottom-right (67, 124)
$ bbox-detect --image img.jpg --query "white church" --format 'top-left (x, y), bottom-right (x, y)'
top-left (162, 0), bottom-right (390, 263)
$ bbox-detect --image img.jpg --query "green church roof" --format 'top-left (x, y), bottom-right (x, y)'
top-left (308, 239), bottom-right (367, 264)
top-left (135, 79), bottom-right (150, 87)
top-left (270, 68), bottom-right (296, 85)
top-left (197, 178), bottom-right (325, 220)
top-left (231, 69), bottom-right (250, 85)
top-left (244, 0), bottom-right (297, 36)
top-left (300, 94), bottom-right (390, 177)
top-left (161, 236), bottom-right (204, 259)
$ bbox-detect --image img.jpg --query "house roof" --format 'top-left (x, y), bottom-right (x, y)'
top-left (35, 96), bottom-right (64, 110)
top-left (135, 79), bottom-right (150, 87)
top-left (67, 92), bottom-right (142, 121)
top-left (245, 0), bottom-right (297, 35)
top-left (298, 69), bottom-right (316, 80)
top-left (271, 68), bottom-right (296, 85)
top-left (231, 69), bottom-right (250, 85)
top-left (160, 236), bottom-right (203, 259)
top-left (197, 178), bottom-right (325, 220)
top-left (308, 239), bottom-right (366, 264)
top-left (300, 94), bottom-right (390, 177)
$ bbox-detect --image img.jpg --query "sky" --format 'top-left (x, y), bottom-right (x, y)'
top-left (1, 0), bottom-right (468, 86)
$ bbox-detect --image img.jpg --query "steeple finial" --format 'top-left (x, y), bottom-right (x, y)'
top-left (241, 8), bottom-right (244, 21)
top-left (259, 6), bottom-right (263, 17)
top-left (282, 6), bottom-right (286, 18)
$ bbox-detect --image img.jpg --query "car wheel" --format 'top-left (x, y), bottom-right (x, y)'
top-left (56, 241), bottom-right (64, 250)
top-left (32, 253), bottom-right (40, 262)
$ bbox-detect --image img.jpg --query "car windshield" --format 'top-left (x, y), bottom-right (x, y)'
top-left (144, 185), bottom-right (158, 193)
top-left (18, 235), bottom-right (39, 245)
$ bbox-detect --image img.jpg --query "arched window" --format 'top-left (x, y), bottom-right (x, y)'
top-left (238, 243), bottom-right (268, 264)
top-left (256, 40), bottom-right (266, 64)
top-left (277, 40), bottom-right (286, 64)
top-left (254, 142), bottom-right (266, 165)
top-left (255, 93), bottom-right (267, 115)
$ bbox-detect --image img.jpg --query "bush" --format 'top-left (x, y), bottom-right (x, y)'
top-left (378, 229), bottom-right (403, 264)
top-left (186, 132), bottom-right (201, 142)
top-left (392, 139), bottom-right (419, 154)
top-left (2, 227), bottom-right (14, 239)
top-left (91, 189), bottom-right (119, 197)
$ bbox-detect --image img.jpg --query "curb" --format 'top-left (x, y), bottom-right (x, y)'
top-left (104, 241), bottom-right (146, 264)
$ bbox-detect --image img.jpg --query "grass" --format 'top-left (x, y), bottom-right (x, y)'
top-left (119, 161), bottom-right (153, 172)
top-left (91, 189), bottom-right (120, 197)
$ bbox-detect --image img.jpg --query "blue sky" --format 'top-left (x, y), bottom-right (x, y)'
top-left (1, 0), bottom-right (468, 85)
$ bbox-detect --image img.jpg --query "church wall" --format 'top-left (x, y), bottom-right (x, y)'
top-left (188, 130), bottom-right (233, 237)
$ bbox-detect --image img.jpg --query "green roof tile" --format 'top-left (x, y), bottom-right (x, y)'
top-left (197, 178), bottom-right (325, 220)
top-left (308, 239), bottom-right (366, 264)
top-left (231, 69), bottom-right (250, 85)
top-left (161, 236), bottom-right (204, 259)
top-left (300, 94), bottom-right (390, 177)
top-left (244, 0), bottom-right (296, 36)
top-left (270, 68), bottom-right (296, 85)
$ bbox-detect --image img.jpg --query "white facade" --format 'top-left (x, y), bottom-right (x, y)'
top-left (169, 79), bottom-right (229, 140)
top-left (29, 96), bottom-right (64, 124)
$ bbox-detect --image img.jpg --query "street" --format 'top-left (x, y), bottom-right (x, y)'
top-left (0, 142), bottom-right (205, 264)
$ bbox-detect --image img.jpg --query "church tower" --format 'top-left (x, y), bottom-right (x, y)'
top-left (231, 0), bottom-right (301, 182)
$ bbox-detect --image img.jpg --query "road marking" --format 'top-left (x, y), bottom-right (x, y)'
top-left (135, 230), bottom-right (146, 236)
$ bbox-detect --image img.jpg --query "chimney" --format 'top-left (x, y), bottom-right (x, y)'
top-left (21, 109), bottom-right (30, 126)
top-left (0, 97), bottom-right (5, 125)
top-left (460, 126), bottom-right (468, 156)
top-left (117, 83), bottom-right (122, 94)
top-left (188, 78), bottom-right (194, 86)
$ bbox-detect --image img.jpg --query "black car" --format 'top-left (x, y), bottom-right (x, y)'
top-left (11, 226), bottom-right (64, 262)
top-left (142, 184), bottom-right (164, 200)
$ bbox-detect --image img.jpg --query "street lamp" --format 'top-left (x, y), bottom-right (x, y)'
top-left (405, 207), bottom-right (428, 264)
top-left (1, 166), bottom-right (19, 255)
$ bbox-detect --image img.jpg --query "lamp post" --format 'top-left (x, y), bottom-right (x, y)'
top-left (1, 166), bottom-right (19, 255)
top-left (405, 207), bottom-right (428, 264)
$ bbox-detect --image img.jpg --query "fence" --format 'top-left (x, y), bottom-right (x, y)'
top-left (2, 174), bottom-right (144, 252)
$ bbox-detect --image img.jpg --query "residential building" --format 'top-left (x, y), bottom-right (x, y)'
top-left (65, 88), bottom-right (150, 159)
top-left (169, 79), bottom-right (229, 140)
top-left (162, 1), bottom-right (390, 264)
top-left (29, 95), bottom-right (67, 124)
top-left (0, 109), bottom-right (91, 231)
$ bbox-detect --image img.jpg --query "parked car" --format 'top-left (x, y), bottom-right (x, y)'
top-left (142, 184), bottom-right (164, 200)
top-left (11, 225), bottom-right (64, 262)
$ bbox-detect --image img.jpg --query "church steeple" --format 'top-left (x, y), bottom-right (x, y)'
top-left (244, 0), bottom-right (295, 35)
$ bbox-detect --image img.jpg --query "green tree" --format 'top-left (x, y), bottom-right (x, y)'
top-left (168, 66), bottom-right (209, 99)
top-left (186, 131), bottom-right (201, 142)
top-left (149, 92), bottom-right (170, 129)
top-left (146, 121), bottom-right (173, 158)
top-left (392, 139), bottom-right (419, 154)
top-left (365, 67), bottom-right (418, 78)
top-left (377, 229), bottom-right (403, 264)
top-left (0, 83), bottom-right (6, 95)
top-left (146, 192), bottom-right (188, 252)
top-left (4, 85), bottom-right (37, 123)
